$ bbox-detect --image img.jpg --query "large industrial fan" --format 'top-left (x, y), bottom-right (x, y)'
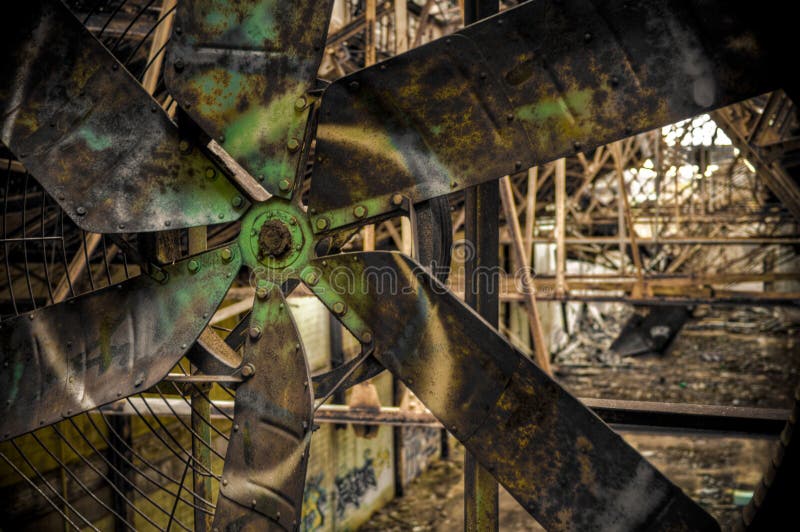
top-left (1, 0), bottom-right (797, 530)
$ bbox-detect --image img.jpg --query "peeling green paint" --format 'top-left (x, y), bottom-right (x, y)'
top-left (514, 89), bottom-right (592, 124)
top-left (79, 128), bottom-right (113, 151)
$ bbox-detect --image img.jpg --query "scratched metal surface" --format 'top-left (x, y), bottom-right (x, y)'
top-left (214, 283), bottom-right (313, 531)
top-left (308, 251), bottom-right (720, 531)
top-left (307, 0), bottom-right (778, 231)
top-left (165, 0), bottom-right (334, 198)
top-left (0, 246), bottom-right (241, 441)
top-left (0, 0), bottom-right (246, 234)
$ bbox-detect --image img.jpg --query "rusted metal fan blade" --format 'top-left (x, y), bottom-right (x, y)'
top-left (308, 252), bottom-right (720, 531)
top-left (0, 246), bottom-right (241, 442)
top-left (0, 0), bottom-right (246, 233)
top-left (214, 283), bottom-right (313, 531)
top-left (307, 0), bottom-right (779, 231)
top-left (165, 0), bottom-right (334, 199)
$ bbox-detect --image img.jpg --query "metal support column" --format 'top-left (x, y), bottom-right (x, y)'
top-left (462, 5), bottom-right (499, 530)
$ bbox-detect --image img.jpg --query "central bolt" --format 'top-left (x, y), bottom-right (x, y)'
top-left (258, 219), bottom-right (293, 260)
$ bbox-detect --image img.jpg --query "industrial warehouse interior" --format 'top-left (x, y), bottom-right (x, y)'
top-left (1, 0), bottom-right (798, 530)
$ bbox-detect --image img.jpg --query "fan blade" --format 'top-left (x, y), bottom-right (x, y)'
top-left (214, 282), bottom-right (313, 531)
top-left (305, 252), bottom-right (719, 531)
top-left (165, 0), bottom-right (334, 199)
top-left (307, 0), bottom-right (779, 231)
top-left (0, 0), bottom-right (246, 233)
top-left (0, 245), bottom-right (241, 441)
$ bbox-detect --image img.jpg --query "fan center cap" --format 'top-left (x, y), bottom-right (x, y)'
top-left (238, 200), bottom-right (313, 276)
top-left (258, 219), bottom-right (292, 259)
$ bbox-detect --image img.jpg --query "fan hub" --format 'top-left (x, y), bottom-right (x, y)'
top-left (238, 200), bottom-right (313, 278)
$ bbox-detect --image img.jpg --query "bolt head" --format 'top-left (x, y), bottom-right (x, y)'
top-left (287, 138), bottom-right (300, 152)
top-left (332, 301), bottom-right (346, 315)
top-left (304, 272), bottom-right (319, 286)
top-left (76, 206), bottom-right (87, 216)
top-left (241, 363), bottom-right (256, 377)
top-left (391, 193), bottom-right (404, 206)
top-left (278, 179), bottom-right (292, 191)
top-left (353, 205), bottom-right (367, 218)
top-left (256, 287), bottom-right (269, 299)
top-left (187, 260), bottom-right (200, 273)
top-left (248, 327), bottom-right (261, 340)
top-left (232, 195), bottom-right (244, 208)
top-left (362, 331), bottom-right (373, 343)
top-left (294, 97), bottom-right (307, 111)
top-left (220, 248), bottom-right (233, 262)
top-left (315, 218), bottom-right (329, 231)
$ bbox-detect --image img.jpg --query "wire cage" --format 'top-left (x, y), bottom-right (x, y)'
top-left (0, 2), bottom-right (238, 529)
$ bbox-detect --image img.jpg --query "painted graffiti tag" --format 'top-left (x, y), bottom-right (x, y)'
top-left (335, 450), bottom-right (378, 517)
top-left (302, 473), bottom-right (328, 531)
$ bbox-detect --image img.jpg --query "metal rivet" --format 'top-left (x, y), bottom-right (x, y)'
top-left (220, 248), bottom-right (233, 262)
top-left (294, 97), bottom-right (307, 111)
top-left (232, 195), bottom-right (244, 208)
top-left (362, 331), bottom-right (373, 343)
top-left (348, 81), bottom-right (360, 91)
top-left (112, 63), bottom-right (119, 71)
top-left (391, 193), bottom-right (403, 206)
top-left (234, 424), bottom-right (239, 432)
top-left (573, 141), bottom-right (582, 151)
top-left (332, 301), bottom-right (346, 315)
top-left (218, 135), bottom-right (225, 143)
top-left (584, 32), bottom-right (592, 42)
top-left (249, 327), bottom-right (262, 340)
top-left (479, 72), bottom-right (487, 80)
top-left (180, 343), bottom-right (187, 350)
top-left (205, 167), bottom-right (216, 179)
top-left (165, 220), bottom-right (172, 227)
top-left (515, 161), bottom-right (522, 170)
top-left (251, 500), bottom-right (257, 508)
top-left (187, 260), bottom-right (200, 273)
top-left (315, 218), bottom-right (329, 231)
top-left (353, 205), bottom-right (367, 218)
top-left (506, 113), bottom-right (514, 122)
top-left (295, 343), bottom-right (301, 350)
top-left (150, 105), bottom-right (158, 113)
top-left (610, 75), bottom-right (620, 87)
top-left (134, 375), bottom-right (144, 387)
top-left (241, 363), bottom-right (256, 377)
top-left (221, 479), bottom-right (228, 486)
top-left (76, 206), bottom-right (87, 216)
top-left (118, 223), bottom-right (125, 230)
top-left (279, 179), bottom-right (292, 191)
top-left (175, 26), bottom-right (182, 35)
top-left (287, 138), bottom-right (300, 152)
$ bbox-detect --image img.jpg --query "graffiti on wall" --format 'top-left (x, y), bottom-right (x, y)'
top-left (302, 474), bottom-right (328, 531)
top-left (402, 426), bottom-right (440, 485)
top-left (335, 449), bottom-right (379, 518)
